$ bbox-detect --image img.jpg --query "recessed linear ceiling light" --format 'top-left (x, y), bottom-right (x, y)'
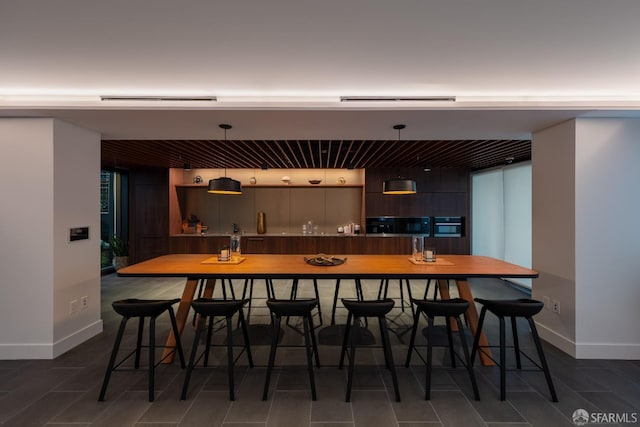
top-left (100, 96), bottom-right (217, 102)
top-left (340, 96), bottom-right (456, 102)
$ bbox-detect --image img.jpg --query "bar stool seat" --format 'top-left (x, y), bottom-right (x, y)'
top-left (99, 298), bottom-right (186, 402)
top-left (263, 298), bottom-right (320, 401)
top-left (471, 298), bottom-right (558, 402)
top-left (405, 298), bottom-right (479, 400)
top-left (339, 298), bottom-right (400, 402)
top-left (181, 298), bottom-right (253, 401)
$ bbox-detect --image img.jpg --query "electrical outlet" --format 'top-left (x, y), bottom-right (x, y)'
top-left (69, 299), bottom-right (79, 315)
top-left (80, 296), bottom-right (88, 309)
top-left (552, 299), bottom-right (560, 314)
top-left (542, 296), bottom-right (551, 310)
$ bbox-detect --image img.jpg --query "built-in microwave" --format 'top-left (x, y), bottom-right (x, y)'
top-left (366, 217), bottom-right (431, 235)
top-left (433, 216), bottom-right (463, 237)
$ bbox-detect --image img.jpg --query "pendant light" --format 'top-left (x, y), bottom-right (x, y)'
top-left (208, 124), bottom-right (243, 195)
top-left (383, 124), bottom-right (417, 195)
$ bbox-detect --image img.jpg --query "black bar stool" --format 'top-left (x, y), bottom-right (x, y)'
top-left (339, 298), bottom-right (400, 402)
top-left (240, 278), bottom-right (276, 323)
top-left (191, 278), bottom-right (237, 326)
top-left (263, 298), bottom-right (320, 401)
top-left (471, 298), bottom-right (558, 402)
top-left (331, 279), bottom-right (368, 327)
top-left (377, 278), bottom-right (414, 317)
top-left (287, 278), bottom-right (323, 326)
top-left (181, 298), bottom-right (253, 401)
top-left (98, 298), bottom-right (186, 402)
top-left (405, 298), bottom-right (479, 400)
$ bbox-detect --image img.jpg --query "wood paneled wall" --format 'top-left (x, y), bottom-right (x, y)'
top-left (129, 168), bottom-right (169, 263)
top-left (365, 167), bottom-right (470, 254)
top-left (128, 167), bottom-right (471, 260)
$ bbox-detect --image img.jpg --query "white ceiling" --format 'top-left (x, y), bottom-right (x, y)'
top-left (2, 0), bottom-right (640, 140)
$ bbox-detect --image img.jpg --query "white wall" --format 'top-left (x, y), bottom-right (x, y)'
top-left (574, 118), bottom-right (640, 358)
top-left (52, 120), bottom-right (102, 352)
top-left (0, 118), bottom-right (102, 359)
top-left (472, 162), bottom-right (532, 287)
top-left (532, 120), bottom-right (577, 356)
top-left (533, 118), bottom-right (640, 359)
top-left (0, 119), bottom-right (55, 351)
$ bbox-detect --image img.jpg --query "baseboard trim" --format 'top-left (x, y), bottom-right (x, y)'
top-left (535, 321), bottom-right (577, 358)
top-left (536, 321), bottom-right (640, 360)
top-left (53, 320), bottom-right (103, 358)
top-left (0, 320), bottom-right (103, 360)
top-left (575, 342), bottom-right (640, 360)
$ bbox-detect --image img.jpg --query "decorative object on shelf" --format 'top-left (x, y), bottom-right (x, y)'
top-left (182, 214), bottom-right (202, 234)
top-left (308, 179), bottom-right (322, 185)
top-left (304, 254), bottom-right (347, 266)
top-left (109, 235), bottom-right (129, 270)
top-left (337, 176), bottom-right (346, 185)
top-left (281, 175), bottom-right (291, 184)
top-left (192, 175), bottom-right (202, 184)
top-left (250, 176), bottom-right (257, 185)
top-left (257, 211), bottom-right (266, 234)
top-left (383, 124), bottom-right (417, 195)
top-left (208, 124), bottom-right (242, 195)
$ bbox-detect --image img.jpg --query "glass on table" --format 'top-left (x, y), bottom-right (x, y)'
top-left (423, 247), bottom-right (436, 262)
top-left (218, 246), bottom-right (230, 262)
top-left (411, 235), bottom-right (424, 262)
top-left (230, 235), bottom-right (241, 260)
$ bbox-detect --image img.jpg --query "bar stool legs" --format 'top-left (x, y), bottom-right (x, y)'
top-left (262, 299), bottom-right (320, 401)
top-left (339, 299), bottom-right (400, 402)
top-left (405, 298), bottom-right (479, 401)
top-left (471, 298), bottom-right (558, 402)
top-left (181, 299), bottom-right (253, 401)
top-left (99, 299), bottom-right (185, 402)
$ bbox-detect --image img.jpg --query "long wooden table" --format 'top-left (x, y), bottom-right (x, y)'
top-left (118, 254), bottom-right (538, 365)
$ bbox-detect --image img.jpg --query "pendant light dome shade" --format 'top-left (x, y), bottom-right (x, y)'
top-left (383, 177), bottom-right (417, 195)
top-left (382, 124), bottom-right (417, 195)
top-left (208, 123), bottom-right (242, 195)
top-left (208, 177), bottom-right (242, 195)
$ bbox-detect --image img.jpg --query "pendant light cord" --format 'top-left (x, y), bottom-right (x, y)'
top-left (219, 123), bottom-right (232, 177)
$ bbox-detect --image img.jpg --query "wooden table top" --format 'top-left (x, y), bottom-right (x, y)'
top-left (118, 254), bottom-right (538, 280)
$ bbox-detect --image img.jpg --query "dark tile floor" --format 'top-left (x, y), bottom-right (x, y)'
top-left (0, 275), bottom-right (638, 426)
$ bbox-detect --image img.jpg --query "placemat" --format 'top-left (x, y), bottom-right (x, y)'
top-left (408, 257), bottom-right (454, 266)
top-left (201, 256), bottom-right (246, 265)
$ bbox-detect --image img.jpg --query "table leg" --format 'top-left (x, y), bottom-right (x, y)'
top-left (162, 277), bottom-right (200, 363)
top-left (455, 279), bottom-right (494, 366)
top-left (202, 278), bottom-right (216, 298)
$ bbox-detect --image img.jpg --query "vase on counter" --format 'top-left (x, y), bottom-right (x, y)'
top-left (257, 211), bottom-right (266, 234)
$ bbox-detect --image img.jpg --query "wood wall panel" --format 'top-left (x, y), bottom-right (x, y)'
top-left (131, 166), bottom-right (471, 261)
top-left (365, 167), bottom-right (470, 254)
top-left (129, 168), bottom-right (169, 263)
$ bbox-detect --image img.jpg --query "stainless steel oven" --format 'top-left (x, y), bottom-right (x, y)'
top-left (433, 216), bottom-right (463, 237)
top-left (366, 217), bottom-right (431, 235)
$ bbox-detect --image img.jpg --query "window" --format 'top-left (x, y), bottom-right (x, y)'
top-left (100, 171), bottom-right (128, 270)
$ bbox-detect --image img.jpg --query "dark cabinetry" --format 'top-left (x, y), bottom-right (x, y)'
top-left (365, 167), bottom-right (470, 254)
top-left (129, 168), bottom-right (169, 263)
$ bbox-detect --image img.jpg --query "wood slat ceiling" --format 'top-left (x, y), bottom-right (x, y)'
top-left (101, 139), bottom-right (531, 171)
